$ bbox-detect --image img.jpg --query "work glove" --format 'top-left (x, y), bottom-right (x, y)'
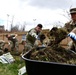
top-left (31, 33), bottom-right (38, 38)
top-left (68, 32), bottom-right (76, 41)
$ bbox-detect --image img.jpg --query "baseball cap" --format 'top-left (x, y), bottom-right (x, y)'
top-left (37, 24), bottom-right (43, 28)
top-left (70, 8), bottom-right (76, 14)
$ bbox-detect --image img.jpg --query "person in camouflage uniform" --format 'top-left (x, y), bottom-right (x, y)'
top-left (21, 24), bottom-right (46, 55)
top-left (0, 40), bottom-right (5, 50)
top-left (64, 8), bottom-right (76, 32)
top-left (0, 40), bottom-right (6, 55)
top-left (64, 8), bottom-right (76, 51)
top-left (5, 34), bottom-right (19, 53)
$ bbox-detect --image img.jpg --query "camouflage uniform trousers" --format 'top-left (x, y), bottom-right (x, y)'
top-left (10, 41), bottom-right (19, 53)
top-left (0, 41), bottom-right (5, 55)
top-left (0, 42), bottom-right (5, 50)
top-left (21, 42), bottom-right (33, 55)
top-left (21, 40), bottom-right (43, 55)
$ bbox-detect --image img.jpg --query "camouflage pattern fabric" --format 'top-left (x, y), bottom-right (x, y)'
top-left (26, 28), bottom-right (43, 46)
top-left (64, 20), bottom-right (76, 33)
top-left (64, 20), bottom-right (76, 51)
top-left (0, 40), bottom-right (5, 55)
top-left (21, 28), bottom-right (44, 54)
top-left (0, 40), bottom-right (5, 50)
top-left (21, 42), bottom-right (33, 55)
top-left (7, 34), bottom-right (19, 53)
top-left (9, 40), bottom-right (19, 52)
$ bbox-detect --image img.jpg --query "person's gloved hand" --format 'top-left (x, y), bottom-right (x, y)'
top-left (32, 33), bottom-right (38, 38)
top-left (13, 37), bottom-right (16, 39)
top-left (68, 32), bottom-right (76, 40)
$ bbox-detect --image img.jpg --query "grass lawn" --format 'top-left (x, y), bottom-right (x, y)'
top-left (0, 55), bottom-right (27, 75)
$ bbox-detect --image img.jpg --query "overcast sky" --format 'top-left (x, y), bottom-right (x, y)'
top-left (0, 0), bottom-right (76, 31)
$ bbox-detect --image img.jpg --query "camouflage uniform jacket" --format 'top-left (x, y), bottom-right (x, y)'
top-left (7, 34), bottom-right (18, 42)
top-left (64, 20), bottom-right (76, 33)
top-left (64, 20), bottom-right (76, 51)
top-left (26, 28), bottom-right (42, 46)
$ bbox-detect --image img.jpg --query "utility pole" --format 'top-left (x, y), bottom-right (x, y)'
top-left (7, 14), bottom-right (9, 31)
top-left (11, 15), bottom-right (14, 31)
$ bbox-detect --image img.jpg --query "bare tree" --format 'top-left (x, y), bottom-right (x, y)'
top-left (11, 25), bottom-right (19, 32)
top-left (19, 21), bottom-right (26, 32)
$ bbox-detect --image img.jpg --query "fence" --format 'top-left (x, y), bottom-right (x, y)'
top-left (0, 32), bottom-right (27, 52)
top-left (0, 30), bottom-right (70, 52)
top-left (0, 32), bottom-right (27, 42)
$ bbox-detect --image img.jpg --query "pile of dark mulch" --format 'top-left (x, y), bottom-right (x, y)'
top-left (29, 46), bottom-right (76, 65)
